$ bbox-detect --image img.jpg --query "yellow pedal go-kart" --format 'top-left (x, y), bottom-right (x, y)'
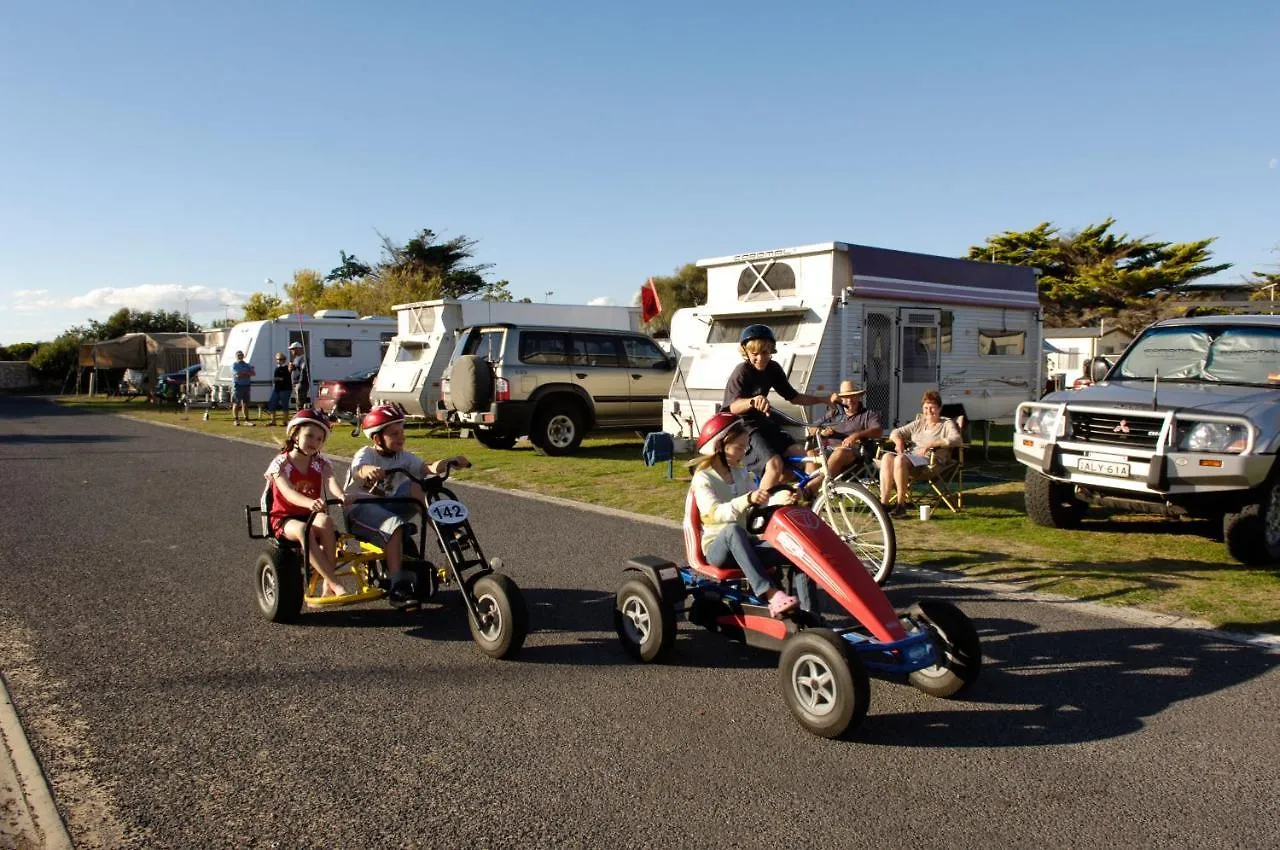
top-left (245, 466), bottom-right (528, 659)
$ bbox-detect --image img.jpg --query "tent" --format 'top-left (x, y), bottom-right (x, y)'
top-left (78, 332), bottom-right (206, 394)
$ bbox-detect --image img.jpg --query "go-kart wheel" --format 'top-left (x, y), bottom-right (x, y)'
top-left (464, 573), bottom-right (528, 659)
top-left (614, 577), bottom-right (676, 663)
top-left (255, 548), bottom-right (303, 624)
top-left (778, 629), bottom-right (869, 739)
top-left (907, 599), bottom-right (982, 698)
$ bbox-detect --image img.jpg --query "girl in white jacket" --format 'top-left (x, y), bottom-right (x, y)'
top-left (690, 413), bottom-right (812, 618)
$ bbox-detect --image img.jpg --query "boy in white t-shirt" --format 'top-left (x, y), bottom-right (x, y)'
top-left (344, 404), bottom-right (469, 606)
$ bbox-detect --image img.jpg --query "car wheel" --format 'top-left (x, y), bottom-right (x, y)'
top-left (532, 403), bottom-right (584, 456)
top-left (778, 629), bottom-right (869, 739)
top-left (255, 548), bottom-right (303, 624)
top-left (614, 577), bottom-right (676, 662)
top-left (907, 599), bottom-right (982, 698)
top-left (1223, 478), bottom-right (1280, 566)
top-left (474, 430), bottom-right (518, 450)
top-left (1024, 469), bottom-right (1087, 529)
top-left (464, 573), bottom-right (528, 659)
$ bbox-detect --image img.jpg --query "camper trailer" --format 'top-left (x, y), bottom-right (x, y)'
top-left (663, 242), bottom-right (1042, 446)
top-left (211, 311), bottom-right (396, 404)
top-left (373, 298), bottom-right (642, 417)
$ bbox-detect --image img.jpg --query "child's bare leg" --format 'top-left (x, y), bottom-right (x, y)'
top-left (759, 454), bottom-right (786, 492)
top-left (310, 516), bottom-right (345, 595)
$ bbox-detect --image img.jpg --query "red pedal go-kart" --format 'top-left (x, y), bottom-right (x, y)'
top-left (613, 487), bottom-right (981, 738)
top-left (247, 466), bottom-right (528, 659)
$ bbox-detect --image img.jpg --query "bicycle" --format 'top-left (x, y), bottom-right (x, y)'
top-left (766, 409), bottom-right (896, 585)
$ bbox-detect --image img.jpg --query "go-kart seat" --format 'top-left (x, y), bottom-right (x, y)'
top-left (683, 488), bottom-right (746, 582)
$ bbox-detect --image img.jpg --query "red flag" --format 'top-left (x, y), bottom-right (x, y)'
top-left (640, 277), bottom-right (663, 323)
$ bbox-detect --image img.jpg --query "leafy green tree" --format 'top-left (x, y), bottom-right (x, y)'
top-left (325, 250), bottom-right (373, 283)
top-left (241, 292), bottom-right (284, 321)
top-left (643, 263), bottom-right (707, 333)
top-left (29, 332), bottom-right (86, 384)
top-left (967, 219), bottom-right (1230, 328)
top-left (283, 269), bottom-right (326, 315)
top-left (476, 280), bottom-right (515, 302)
top-left (86, 308), bottom-right (200, 340)
top-left (0, 342), bottom-right (37, 361)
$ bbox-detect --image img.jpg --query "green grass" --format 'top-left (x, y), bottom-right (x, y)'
top-left (60, 395), bottom-right (1280, 634)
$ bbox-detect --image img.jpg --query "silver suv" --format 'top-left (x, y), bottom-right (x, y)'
top-left (440, 323), bottom-right (674, 455)
top-left (1014, 315), bottom-right (1280, 564)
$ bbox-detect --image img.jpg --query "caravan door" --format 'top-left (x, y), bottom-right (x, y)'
top-left (896, 308), bottom-right (940, 425)
top-left (863, 311), bottom-right (895, 429)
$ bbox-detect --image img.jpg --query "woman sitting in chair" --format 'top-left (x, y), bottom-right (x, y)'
top-left (879, 390), bottom-right (963, 518)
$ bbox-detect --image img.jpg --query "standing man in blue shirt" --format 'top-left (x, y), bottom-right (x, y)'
top-left (231, 350), bottom-right (256, 426)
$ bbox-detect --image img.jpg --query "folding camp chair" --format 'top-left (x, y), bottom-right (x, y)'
top-left (872, 411), bottom-right (968, 513)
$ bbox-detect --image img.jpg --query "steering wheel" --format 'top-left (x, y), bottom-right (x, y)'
top-left (745, 484), bottom-right (796, 534)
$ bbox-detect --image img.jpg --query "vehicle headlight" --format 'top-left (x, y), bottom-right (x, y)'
top-left (1020, 407), bottom-right (1061, 437)
top-left (1178, 422), bottom-right (1249, 453)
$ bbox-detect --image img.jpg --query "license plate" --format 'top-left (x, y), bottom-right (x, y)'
top-left (1077, 457), bottom-right (1130, 477)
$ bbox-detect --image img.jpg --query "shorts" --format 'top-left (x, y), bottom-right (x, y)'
top-left (742, 423), bottom-right (798, 476)
top-left (232, 384), bottom-right (251, 404)
top-left (345, 481), bottom-right (420, 547)
top-left (266, 388), bottom-right (291, 412)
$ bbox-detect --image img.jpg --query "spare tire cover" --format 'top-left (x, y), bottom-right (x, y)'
top-left (448, 355), bottom-right (494, 413)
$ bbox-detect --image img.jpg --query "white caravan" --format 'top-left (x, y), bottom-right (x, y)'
top-left (211, 311), bottom-right (396, 404)
top-left (663, 242), bottom-right (1042, 446)
top-left (373, 298), bottom-right (643, 417)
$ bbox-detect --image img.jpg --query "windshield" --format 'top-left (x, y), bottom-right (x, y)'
top-left (1113, 326), bottom-right (1280, 385)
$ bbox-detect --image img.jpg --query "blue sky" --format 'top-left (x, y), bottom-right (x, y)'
top-left (1, 0), bottom-right (1277, 345)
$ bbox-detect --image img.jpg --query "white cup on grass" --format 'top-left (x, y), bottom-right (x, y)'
top-left (919, 504), bottom-right (933, 521)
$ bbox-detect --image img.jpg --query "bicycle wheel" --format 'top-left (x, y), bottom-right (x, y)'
top-left (813, 481), bottom-right (896, 585)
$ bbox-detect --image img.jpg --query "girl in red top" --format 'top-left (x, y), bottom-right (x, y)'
top-left (265, 409), bottom-right (349, 597)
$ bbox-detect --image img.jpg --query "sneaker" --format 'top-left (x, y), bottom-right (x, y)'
top-left (233, 421), bottom-right (241, 426)
top-left (890, 502), bottom-right (906, 518)
top-left (388, 572), bottom-right (419, 610)
top-left (767, 591), bottom-right (799, 618)
top-left (246, 422), bottom-right (256, 427)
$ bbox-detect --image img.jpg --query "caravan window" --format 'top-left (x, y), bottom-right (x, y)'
top-left (979, 329), bottom-right (1026, 356)
top-left (737, 261), bottom-right (796, 301)
top-left (394, 341), bottom-right (431, 362)
top-left (707, 315), bottom-right (803, 345)
top-left (324, 339), bottom-right (353, 357)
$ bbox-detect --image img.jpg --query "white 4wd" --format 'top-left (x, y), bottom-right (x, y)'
top-left (1014, 315), bottom-right (1280, 565)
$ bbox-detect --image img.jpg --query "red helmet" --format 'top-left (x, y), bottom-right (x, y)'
top-left (286, 408), bottom-right (331, 437)
top-left (697, 412), bottom-right (743, 456)
top-left (361, 403), bottom-right (405, 439)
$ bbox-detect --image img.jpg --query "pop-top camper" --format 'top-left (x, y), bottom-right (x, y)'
top-left (663, 242), bottom-right (1042, 446)
top-left (211, 311), bottom-right (396, 404)
top-left (373, 298), bottom-right (642, 417)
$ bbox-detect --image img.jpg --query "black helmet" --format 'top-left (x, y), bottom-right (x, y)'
top-left (739, 324), bottom-right (775, 346)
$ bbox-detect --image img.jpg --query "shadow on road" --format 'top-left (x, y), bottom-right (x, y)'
top-left (858, 608), bottom-right (1277, 748)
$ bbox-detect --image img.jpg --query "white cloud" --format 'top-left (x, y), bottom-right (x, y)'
top-left (12, 289), bottom-right (62, 311)
top-left (62, 283), bottom-right (249, 312)
top-left (588, 296), bottom-right (617, 307)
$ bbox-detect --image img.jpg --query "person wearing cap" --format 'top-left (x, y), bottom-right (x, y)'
top-left (808, 379), bottom-right (884, 481)
top-left (689, 412), bottom-right (812, 619)
top-left (230, 350), bottom-right (256, 426)
top-left (724, 324), bottom-right (842, 493)
top-left (288, 341), bottom-right (310, 410)
top-left (265, 352), bottom-right (291, 426)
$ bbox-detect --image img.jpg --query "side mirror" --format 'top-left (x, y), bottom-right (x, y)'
top-left (1089, 357), bottom-right (1111, 383)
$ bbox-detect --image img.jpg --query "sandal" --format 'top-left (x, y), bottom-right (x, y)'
top-left (767, 591), bottom-right (798, 618)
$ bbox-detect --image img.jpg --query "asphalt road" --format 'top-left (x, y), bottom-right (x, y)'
top-left (1, 397), bottom-right (1278, 849)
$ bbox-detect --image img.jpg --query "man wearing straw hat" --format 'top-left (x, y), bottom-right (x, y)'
top-left (809, 378), bottom-right (883, 481)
